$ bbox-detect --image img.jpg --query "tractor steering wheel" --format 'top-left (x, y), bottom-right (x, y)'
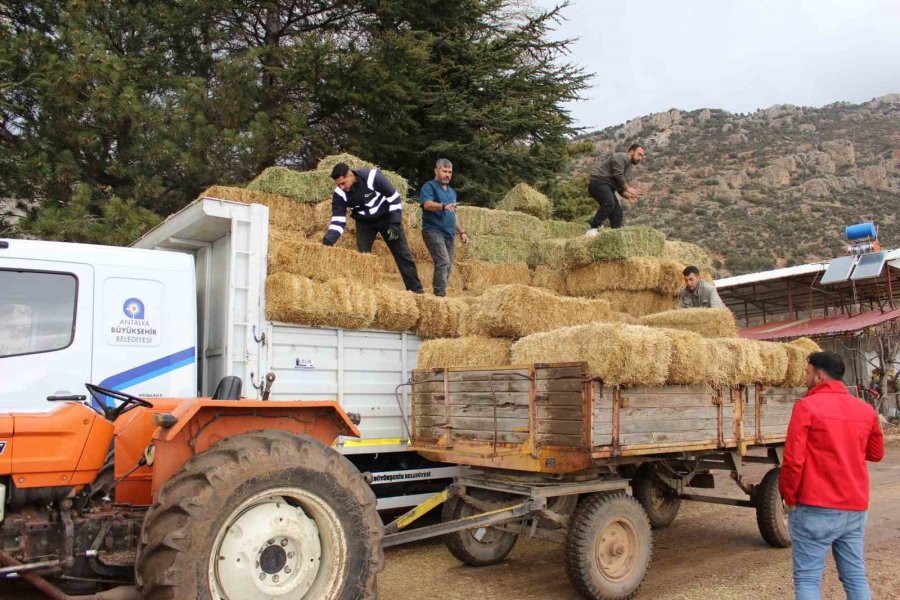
top-left (85, 383), bottom-right (153, 421)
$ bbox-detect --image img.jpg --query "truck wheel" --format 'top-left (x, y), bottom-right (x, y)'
top-left (135, 430), bottom-right (383, 600)
top-left (754, 467), bottom-right (791, 548)
top-left (565, 492), bottom-right (652, 600)
top-left (631, 464), bottom-right (681, 529)
top-left (442, 491), bottom-right (519, 566)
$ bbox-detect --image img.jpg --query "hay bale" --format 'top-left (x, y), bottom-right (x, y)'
top-left (264, 273), bottom-right (377, 329)
top-left (754, 341), bottom-right (789, 385)
top-left (789, 337), bottom-right (821, 354)
top-left (531, 265), bottom-right (568, 295)
top-left (638, 307), bottom-right (738, 338)
top-left (566, 258), bottom-right (684, 297)
top-left (587, 226), bottom-right (666, 260)
top-left (247, 167), bottom-right (335, 204)
top-left (415, 295), bottom-right (469, 338)
top-left (594, 291), bottom-right (678, 318)
top-left (457, 260), bottom-right (531, 294)
top-left (417, 336), bottom-right (513, 370)
top-left (780, 338), bottom-right (821, 386)
top-left (528, 238), bottom-right (569, 269)
top-left (511, 323), bottom-right (672, 386)
top-left (268, 238), bottom-right (382, 286)
top-left (663, 329), bottom-right (726, 386)
top-left (545, 219), bottom-right (587, 239)
top-left (371, 286), bottom-right (420, 332)
top-left (712, 338), bottom-right (766, 385)
top-left (465, 234), bottom-right (533, 264)
top-left (473, 285), bottom-right (615, 338)
top-left (457, 298), bottom-right (492, 337)
top-left (663, 240), bottom-right (713, 270)
top-left (201, 186), bottom-right (320, 237)
top-left (496, 183), bottom-right (553, 220)
top-left (316, 153), bottom-right (409, 196)
top-left (456, 206), bottom-right (544, 243)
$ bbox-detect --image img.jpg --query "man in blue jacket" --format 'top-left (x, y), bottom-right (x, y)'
top-left (322, 162), bottom-right (423, 293)
top-left (419, 158), bottom-right (469, 296)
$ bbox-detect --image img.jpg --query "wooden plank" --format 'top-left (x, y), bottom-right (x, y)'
top-left (413, 404), bottom-right (530, 419)
top-left (534, 365), bottom-right (587, 379)
top-left (620, 418), bottom-right (719, 435)
top-left (535, 405), bottom-right (586, 421)
top-left (622, 385), bottom-right (715, 396)
top-left (618, 395), bottom-right (717, 409)
top-left (536, 433), bottom-right (585, 447)
top-left (620, 431), bottom-right (718, 445)
top-left (446, 369), bottom-right (530, 382)
top-left (414, 380), bottom-right (533, 394)
top-left (535, 379), bottom-right (586, 393)
top-left (414, 426), bottom-right (528, 444)
top-left (537, 420), bottom-right (585, 436)
top-left (534, 391), bottom-right (584, 407)
top-left (620, 406), bottom-right (718, 420)
top-left (413, 391), bottom-right (530, 405)
top-left (416, 415), bottom-right (530, 432)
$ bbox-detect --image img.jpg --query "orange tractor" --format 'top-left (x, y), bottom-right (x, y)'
top-left (0, 379), bottom-right (383, 599)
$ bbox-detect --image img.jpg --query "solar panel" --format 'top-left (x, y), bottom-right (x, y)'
top-left (850, 251), bottom-right (887, 281)
top-left (821, 256), bottom-right (858, 284)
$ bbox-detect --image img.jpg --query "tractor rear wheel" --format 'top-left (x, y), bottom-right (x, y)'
top-left (135, 430), bottom-right (383, 600)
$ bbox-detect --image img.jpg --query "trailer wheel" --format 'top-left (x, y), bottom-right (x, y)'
top-left (631, 464), bottom-right (681, 529)
top-left (565, 492), bottom-right (652, 600)
top-left (754, 467), bottom-right (791, 548)
top-left (136, 430), bottom-right (383, 600)
top-left (442, 491), bottom-right (519, 566)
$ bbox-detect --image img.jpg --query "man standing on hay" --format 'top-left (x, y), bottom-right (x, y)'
top-left (587, 143), bottom-right (645, 232)
top-left (677, 265), bottom-right (725, 309)
top-left (323, 162), bottom-right (424, 293)
top-left (419, 158), bottom-right (470, 296)
top-left (781, 351), bottom-right (884, 600)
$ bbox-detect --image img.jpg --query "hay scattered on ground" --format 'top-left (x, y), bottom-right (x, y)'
top-left (531, 265), bottom-right (568, 295)
top-left (201, 186), bottom-right (320, 236)
top-left (415, 295), bottom-right (469, 338)
top-left (639, 307), bottom-right (738, 338)
top-left (589, 291), bottom-right (678, 318)
top-left (265, 273), bottom-right (377, 329)
top-left (545, 219), bottom-right (587, 239)
top-left (712, 338), bottom-right (766, 385)
top-left (663, 240), bottom-right (713, 270)
top-left (455, 206), bottom-right (544, 243)
top-left (465, 234), bottom-right (534, 264)
top-left (417, 336), bottom-right (513, 369)
top-left (664, 329), bottom-right (726, 386)
top-left (496, 183), bottom-right (553, 220)
top-left (268, 238), bottom-right (382, 286)
top-left (473, 285), bottom-right (615, 338)
top-left (316, 153), bottom-right (409, 196)
top-left (754, 340), bottom-right (789, 385)
top-left (511, 323), bottom-right (672, 386)
top-left (457, 260), bottom-right (531, 294)
top-left (247, 167), bottom-right (335, 204)
top-left (587, 226), bottom-right (666, 260)
top-left (371, 286), bottom-right (420, 332)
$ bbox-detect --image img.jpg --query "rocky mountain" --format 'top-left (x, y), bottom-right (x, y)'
top-left (572, 94), bottom-right (899, 275)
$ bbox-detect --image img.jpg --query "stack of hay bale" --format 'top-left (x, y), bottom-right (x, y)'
top-left (199, 154), bottom-right (820, 390)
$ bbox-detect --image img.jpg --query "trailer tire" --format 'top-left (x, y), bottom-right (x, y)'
top-left (442, 491), bottom-right (519, 566)
top-left (755, 467), bottom-right (791, 548)
top-left (135, 430), bottom-right (383, 600)
top-left (631, 464), bottom-right (681, 529)
top-left (565, 491), bottom-right (652, 600)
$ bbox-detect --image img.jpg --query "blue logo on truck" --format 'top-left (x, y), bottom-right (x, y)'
top-left (123, 298), bottom-right (146, 319)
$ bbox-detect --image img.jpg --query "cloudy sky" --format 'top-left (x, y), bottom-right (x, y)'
top-left (534, 0), bottom-right (900, 132)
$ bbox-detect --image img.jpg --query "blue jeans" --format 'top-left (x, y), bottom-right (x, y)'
top-left (422, 230), bottom-right (456, 296)
top-left (788, 504), bottom-right (870, 600)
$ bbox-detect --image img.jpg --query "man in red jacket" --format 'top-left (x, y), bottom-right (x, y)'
top-left (780, 351), bottom-right (885, 600)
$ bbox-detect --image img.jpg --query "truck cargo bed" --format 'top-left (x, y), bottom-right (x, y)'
top-left (410, 362), bottom-right (803, 473)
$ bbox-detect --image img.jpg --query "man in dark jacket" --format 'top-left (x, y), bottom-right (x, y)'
top-left (322, 162), bottom-right (423, 293)
top-left (587, 143), bottom-right (645, 232)
top-left (780, 351), bottom-right (884, 600)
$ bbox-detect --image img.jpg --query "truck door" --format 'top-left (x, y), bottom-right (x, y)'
top-left (0, 262), bottom-right (94, 412)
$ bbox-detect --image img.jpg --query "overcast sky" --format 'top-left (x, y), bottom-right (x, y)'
top-left (534, 0), bottom-right (900, 132)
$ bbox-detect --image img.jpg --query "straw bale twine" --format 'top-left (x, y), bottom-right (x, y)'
top-left (415, 295), bottom-right (469, 338)
top-left (754, 341), bottom-right (789, 385)
top-left (316, 153), bottom-right (409, 196)
top-left (663, 240), bottom-right (713, 270)
top-left (457, 260), bottom-right (531, 294)
top-left (417, 336), bottom-right (513, 370)
top-left (565, 258), bottom-right (685, 297)
top-left (587, 226), bottom-right (666, 260)
top-left (511, 323), bottom-right (672, 386)
top-left (713, 338), bottom-right (766, 385)
top-left (663, 329), bottom-right (726, 386)
top-left (473, 285), bottom-right (614, 338)
top-left (455, 206), bottom-right (544, 243)
top-left (531, 265), bottom-right (568, 295)
top-left (371, 286), bottom-right (420, 332)
top-left (545, 219), bottom-right (587, 239)
top-left (638, 307), bottom-right (738, 338)
top-left (496, 183), bottom-right (553, 220)
top-left (590, 291), bottom-right (678, 318)
top-left (268, 238), bottom-right (382, 286)
top-left (201, 186), bottom-right (319, 236)
top-left (264, 273), bottom-right (377, 329)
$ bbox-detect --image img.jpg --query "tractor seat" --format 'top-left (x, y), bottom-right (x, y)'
top-left (212, 376), bottom-right (242, 400)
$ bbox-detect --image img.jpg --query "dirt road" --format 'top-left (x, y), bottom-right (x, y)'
top-left (378, 440), bottom-right (900, 600)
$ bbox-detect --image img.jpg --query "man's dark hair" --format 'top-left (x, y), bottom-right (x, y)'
top-left (808, 351), bottom-right (845, 381)
top-left (628, 143), bottom-right (644, 152)
top-left (330, 162), bottom-right (351, 180)
top-left (682, 265), bottom-right (700, 277)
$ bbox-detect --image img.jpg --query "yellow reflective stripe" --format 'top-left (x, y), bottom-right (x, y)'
top-left (395, 489), bottom-right (449, 530)
top-left (339, 437), bottom-right (405, 447)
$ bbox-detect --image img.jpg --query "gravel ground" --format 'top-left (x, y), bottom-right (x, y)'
top-left (378, 439), bottom-right (900, 600)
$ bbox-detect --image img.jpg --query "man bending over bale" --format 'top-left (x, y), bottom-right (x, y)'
top-left (323, 162), bottom-right (424, 293)
top-left (587, 143), bottom-right (645, 233)
top-left (678, 265), bottom-right (725, 309)
top-left (419, 158), bottom-right (470, 296)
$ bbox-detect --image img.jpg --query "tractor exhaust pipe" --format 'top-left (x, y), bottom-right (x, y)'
top-left (0, 550), bottom-right (138, 600)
